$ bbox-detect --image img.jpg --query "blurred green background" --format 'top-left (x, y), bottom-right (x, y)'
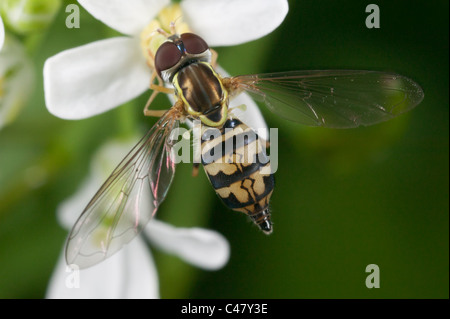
top-left (0, 0), bottom-right (448, 298)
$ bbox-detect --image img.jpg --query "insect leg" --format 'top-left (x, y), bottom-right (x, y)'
top-left (144, 71), bottom-right (175, 117)
top-left (210, 48), bottom-right (219, 68)
top-left (192, 163), bottom-right (200, 177)
top-left (144, 109), bottom-right (170, 117)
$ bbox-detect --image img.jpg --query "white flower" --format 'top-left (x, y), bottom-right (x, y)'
top-left (0, 34), bottom-right (34, 130)
top-left (0, 15), bottom-right (4, 50)
top-left (43, 0), bottom-right (288, 137)
top-left (46, 137), bottom-right (230, 299)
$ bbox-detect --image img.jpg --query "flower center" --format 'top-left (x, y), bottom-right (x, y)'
top-left (140, 3), bottom-right (191, 70)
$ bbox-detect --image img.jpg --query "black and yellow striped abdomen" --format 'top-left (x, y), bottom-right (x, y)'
top-left (201, 119), bottom-right (274, 234)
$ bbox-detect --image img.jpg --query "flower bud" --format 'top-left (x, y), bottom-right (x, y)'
top-left (0, 0), bottom-right (61, 34)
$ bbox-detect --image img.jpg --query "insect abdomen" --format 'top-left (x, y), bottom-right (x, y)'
top-left (201, 119), bottom-right (274, 234)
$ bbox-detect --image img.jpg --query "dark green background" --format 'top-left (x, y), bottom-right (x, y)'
top-left (0, 0), bottom-right (448, 298)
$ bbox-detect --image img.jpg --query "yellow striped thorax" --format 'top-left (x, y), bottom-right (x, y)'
top-left (173, 62), bottom-right (229, 127)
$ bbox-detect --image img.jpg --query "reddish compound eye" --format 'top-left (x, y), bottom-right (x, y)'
top-left (154, 42), bottom-right (182, 76)
top-left (181, 33), bottom-right (209, 55)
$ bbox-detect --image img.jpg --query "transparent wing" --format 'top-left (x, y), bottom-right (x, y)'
top-left (229, 70), bottom-right (424, 128)
top-left (65, 110), bottom-right (179, 269)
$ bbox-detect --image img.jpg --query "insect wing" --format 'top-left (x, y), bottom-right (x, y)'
top-left (231, 70), bottom-right (424, 128)
top-left (65, 112), bottom-right (179, 269)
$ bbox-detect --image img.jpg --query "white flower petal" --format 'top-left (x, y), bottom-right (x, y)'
top-left (78, 0), bottom-right (170, 36)
top-left (0, 16), bottom-right (4, 50)
top-left (44, 37), bottom-right (151, 119)
top-left (216, 66), bottom-right (269, 141)
top-left (144, 219), bottom-right (230, 270)
top-left (228, 93), bottom-right (269, 142)
top-left (46, 237), bottom-right (159, 299)
top-left (182, 0), bottom-right (288, 46)
top-left (57, 137), bottom-right (140, 229)
top-left (57, 173), bottom-right (100, 229)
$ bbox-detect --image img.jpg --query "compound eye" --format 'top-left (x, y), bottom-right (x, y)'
top-left (181, 33), bottom-right (209, 55)
top-left (154, 42), bottom-right (182, 76)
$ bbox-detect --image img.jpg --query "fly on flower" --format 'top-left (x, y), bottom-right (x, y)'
top-left (65, 27), bottom-right (424, 269)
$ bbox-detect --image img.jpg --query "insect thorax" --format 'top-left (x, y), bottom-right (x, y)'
top-left (173, 62), bottom-right (228, 127)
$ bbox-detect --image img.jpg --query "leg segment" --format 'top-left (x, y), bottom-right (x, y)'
top-left (143, 71), bottom-right (175, 117)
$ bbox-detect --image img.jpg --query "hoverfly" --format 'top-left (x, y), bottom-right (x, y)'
top-left (66, 31), bottom-right (424, 269)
